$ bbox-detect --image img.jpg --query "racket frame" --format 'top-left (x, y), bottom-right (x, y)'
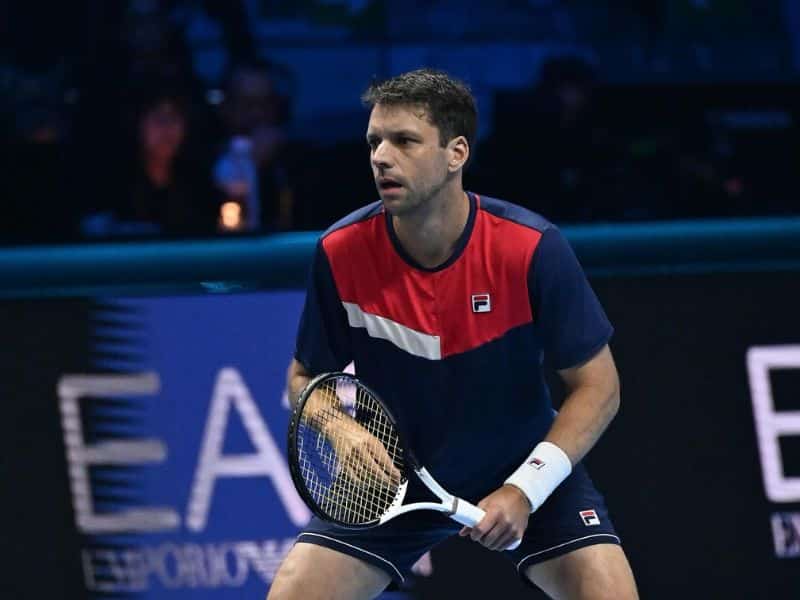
top-left (288, 371), bottom-right (517, 549)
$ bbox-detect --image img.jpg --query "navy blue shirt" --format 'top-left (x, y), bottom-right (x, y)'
top-left (295, 193), bottom-right (612, 501)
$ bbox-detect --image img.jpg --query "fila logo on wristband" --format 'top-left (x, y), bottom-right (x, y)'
top-left (580, 509), bottom-right (600, 526)
top-left (528, 457), bottom-right (546, 469)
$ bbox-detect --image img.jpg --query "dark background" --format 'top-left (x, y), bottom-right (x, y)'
top-left (0, 300), bottom-right (91, 600)
top-left (1, 0), bottom-right (799, 241)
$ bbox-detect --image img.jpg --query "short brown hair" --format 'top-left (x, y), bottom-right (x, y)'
top-left (361, 68), bottom-right (477, 149)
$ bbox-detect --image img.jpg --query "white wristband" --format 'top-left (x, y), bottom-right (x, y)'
top-left (504, 441), bottom-right (572, 513)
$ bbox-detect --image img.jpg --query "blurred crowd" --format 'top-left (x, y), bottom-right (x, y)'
top-left (0, 0), bottom-right (797, 245)
top-left (1, 0), bottom-right (299, 243)
top-left (469, 54), bottom-right (799, 223)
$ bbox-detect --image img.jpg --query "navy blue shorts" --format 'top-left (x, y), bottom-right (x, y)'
top-left (296, 462), bottom-right (620, 587)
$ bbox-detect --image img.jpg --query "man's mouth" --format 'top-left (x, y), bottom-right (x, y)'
top-left (378, 178), bottom-right (403, 190)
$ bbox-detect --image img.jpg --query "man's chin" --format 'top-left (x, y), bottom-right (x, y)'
top-left (380, 193), bottom-right (411, 216)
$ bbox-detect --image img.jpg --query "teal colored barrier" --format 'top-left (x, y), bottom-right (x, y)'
top-left (1, 217), bottom-right (799, 298)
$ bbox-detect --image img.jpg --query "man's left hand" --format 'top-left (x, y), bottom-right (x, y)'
top-left (458, 484), bottom-right (531, 551)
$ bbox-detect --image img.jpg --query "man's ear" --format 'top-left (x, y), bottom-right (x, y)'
top-left (447, 135), bottom-right (469, 172)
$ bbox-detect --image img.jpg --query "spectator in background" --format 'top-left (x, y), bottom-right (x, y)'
top-left (0, 65), bottom-right (79, 244)
top-left (471, 55), bottom-right (623, 223)
top-left (171, 0), bottom-right (259, 89)
top-left (214, 60), bottom-right (294, 232)
top-left (82, 83), bottom-right (217, 237)
top-left (72, 1), bottom-right (203, 174)
top-left (122, 2), bottom-right (196, 89)
top-left (521, 56), bottom-right (621, 222)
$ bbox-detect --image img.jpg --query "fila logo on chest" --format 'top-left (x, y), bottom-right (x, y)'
top-left (471, 293), bottom-right (491, 313)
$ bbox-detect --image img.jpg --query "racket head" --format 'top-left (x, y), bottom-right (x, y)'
top-left (288, 372), bottom-right (410, 529)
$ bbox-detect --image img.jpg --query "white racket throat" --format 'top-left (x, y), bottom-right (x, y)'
top-left (379, 467), bottom-right (483, 528)
top-left (380, 467), bottom-right (521, 550)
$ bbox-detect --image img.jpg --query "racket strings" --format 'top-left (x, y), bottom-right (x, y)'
top-left (333, 384), bottom-right (400, 522)
top-left (296, 376), bottom-right (405, 525)
top-left (301, 383), bottom-right (399, 523)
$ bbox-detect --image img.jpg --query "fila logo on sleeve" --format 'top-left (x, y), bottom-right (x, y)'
top-left (472, 294), bottom-right (491, 313)
top-left (580, 509), bottom-right (601, 526)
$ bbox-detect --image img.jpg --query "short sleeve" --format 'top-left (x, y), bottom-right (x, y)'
top-left (294, 241), bottom-right (353, 373)
top-left (528, 227), bottom-right (613, 370)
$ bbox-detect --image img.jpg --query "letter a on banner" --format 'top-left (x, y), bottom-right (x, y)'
top-left (186, 368), bottom-right (311, 530)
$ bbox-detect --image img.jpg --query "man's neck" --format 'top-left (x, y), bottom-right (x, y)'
top-left (392, 185), bottom-right (470, 269)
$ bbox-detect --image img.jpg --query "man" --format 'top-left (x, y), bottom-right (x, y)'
top-left (269, 69), bottom-right (638, 599)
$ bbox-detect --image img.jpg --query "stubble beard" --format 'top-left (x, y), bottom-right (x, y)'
top-left (384, 175), bottom-right (449, 220)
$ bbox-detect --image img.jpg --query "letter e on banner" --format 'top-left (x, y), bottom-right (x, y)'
top-left (747, 346), bottom-right (800, 503)
top-left (58, 373), bottom-right (180, 534)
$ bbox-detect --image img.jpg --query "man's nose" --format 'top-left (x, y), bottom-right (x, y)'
top-left (371, 141), bottom-right (393, 169)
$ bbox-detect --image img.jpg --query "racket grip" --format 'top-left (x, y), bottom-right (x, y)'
top-left (450, 498), bottom-right (485, 527)
top-left (451, 499), bottom-right (522, 551)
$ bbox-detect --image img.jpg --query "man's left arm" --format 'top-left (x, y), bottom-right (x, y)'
top-left (461, 345), bottom-right (620, 551)
top-left (544, 344), bottom-right (619, 464)
top-left (462, 226), bottom-right (620, 551)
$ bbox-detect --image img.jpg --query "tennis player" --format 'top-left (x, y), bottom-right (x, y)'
top-left (269, 69), bottom-right (638, 599)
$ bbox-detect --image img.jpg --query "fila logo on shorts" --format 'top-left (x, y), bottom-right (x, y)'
top-left (580, 509), bottom-right (601, 526)
top-left (472, 294), bottom-right (491, 313)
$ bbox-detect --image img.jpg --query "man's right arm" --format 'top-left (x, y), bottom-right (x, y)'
top-left (286, 358), bottom-right (400, 485)
top-left (286, 358), bottom-right (335, 436)
top-left (286, 358), bottom-right (312, 411)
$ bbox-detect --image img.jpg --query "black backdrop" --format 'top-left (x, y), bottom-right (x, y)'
top-left (2, 271), bottom-right (799, 599)
top-left (0, 300), bottom-right (91, 600)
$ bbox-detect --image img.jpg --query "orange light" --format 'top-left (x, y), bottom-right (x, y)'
top-left (220, 201), bottom-right (243, 230)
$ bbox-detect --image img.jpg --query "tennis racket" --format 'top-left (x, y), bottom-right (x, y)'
top-left (287, 371), bottom-right (521, 550)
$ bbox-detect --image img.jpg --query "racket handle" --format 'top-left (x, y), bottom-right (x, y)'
top-left (450, 498), bottom-right (485, 527)
top-left (451, 498), bottom-right (522, 551)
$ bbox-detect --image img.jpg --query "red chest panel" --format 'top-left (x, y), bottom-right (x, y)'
top-left (323, 203), bottom-right (542, 359)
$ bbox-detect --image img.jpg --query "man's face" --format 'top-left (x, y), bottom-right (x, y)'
top-left (366, 103), bottom-right (451, 216)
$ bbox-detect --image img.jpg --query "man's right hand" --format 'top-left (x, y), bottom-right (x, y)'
top-left (327, 417), bottom-right (402, 490)
top-left (287, 361), bottom-right (401, 492)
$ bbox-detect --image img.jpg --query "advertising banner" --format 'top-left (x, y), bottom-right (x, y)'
top-left (2, 270), bottom-right (798, 599)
